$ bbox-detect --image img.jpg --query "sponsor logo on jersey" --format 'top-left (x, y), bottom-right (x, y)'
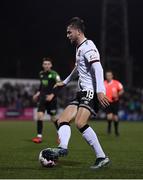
top-left (42, 80), bottom-right (48, 86)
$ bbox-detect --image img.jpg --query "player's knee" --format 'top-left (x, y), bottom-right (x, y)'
top-left (107, 118), bottom-right (112, 121)
top-left (57, 113), bottom-right (72, 125)
top-left (75, 120), bottom-right (85, 129)
top-left (57, 118), bottom-right (68, 126)
top-left (113, 115), bottom-right (118, 121)
top-left (107, 114), bottom-right (113, 120)
top-left (57, 118), bottom-right (64, 125)
top-left (77, 124), bottom-right (89, 133)
top-left (57, 121), bottom-right (70, 130)
top-left (37, 112), bottom-right (44, 120)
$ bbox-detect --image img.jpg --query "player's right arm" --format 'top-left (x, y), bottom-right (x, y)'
top-left (46, 66), bottom-right (78, 102)
top-left (53, 65), bottom-right (78, 89)
top-left (54, 65), bottom-right (78, 88)
top-left (33, 91), bottom-right (40, 102)
top-left (63, 65), bottom-right (78, 85)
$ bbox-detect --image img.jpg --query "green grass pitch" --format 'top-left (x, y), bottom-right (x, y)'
top-left (0, 120), bottom-right (143, 179)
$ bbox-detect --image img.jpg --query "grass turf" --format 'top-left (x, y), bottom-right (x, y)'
top-left (0, 120), bottom-right (143, 179)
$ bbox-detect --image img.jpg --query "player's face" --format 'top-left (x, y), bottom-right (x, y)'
top-left (106, 72), bottom-right (113, 82)
top-left (67, 25), bottom-right (80, 44)
top-left (42, 61), bottom-right (52, 71)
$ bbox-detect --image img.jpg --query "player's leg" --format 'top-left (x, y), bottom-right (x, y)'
top-left (32, 98), bottom-right (46, 143)
top-left (57, 105), bottom-right (77, 150)
top-left (44, 105), bottom-right (78, 157)
top-left (55, 93), bottom-right (79, 150)
top-left (50, 115), bottom-right (59, 129)
top-left (32, 111), bottom-right (45, 143)
top-left (49, 114), bottom-right (61, 144)
top-left (45, 99), bottom-right (60, 144)
top-left (107, 113), bottom-right (113, 134)
top-left (106, 103), bottom-right (114, 134)
top-left (75, 107), bottom-right (109, 169)
top-left (112, 101), bottom-right (120, 136)
top-left (48, 114), bottom-right (59, 144)
top-left (48, 99), bottom-right (59, 130)
top-left (113, 115), bottom-right (119, 136)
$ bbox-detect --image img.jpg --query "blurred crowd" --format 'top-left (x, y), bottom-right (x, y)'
top-left (0, 82), bottom-right (38, 111)
top-left (0, 82), bottom-right (143, 121)
top-left (118, 88), bottom-right (143, 121)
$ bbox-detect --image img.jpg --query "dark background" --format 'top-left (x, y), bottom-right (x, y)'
top-left (0, 0), bottom-right (143, 86)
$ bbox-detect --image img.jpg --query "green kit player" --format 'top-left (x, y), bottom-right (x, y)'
top-left (32, 57), bottom-right (61, 143)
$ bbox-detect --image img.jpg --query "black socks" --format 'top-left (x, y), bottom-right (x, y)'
top-left (37, 120), bottom-right (43, 134)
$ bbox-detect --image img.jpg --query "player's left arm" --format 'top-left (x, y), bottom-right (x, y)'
top-left (118, 82), bottom-right (124, 96)
top-left (91, 62), bottom-right (109, 107)
top-left (84, 48), bottom-right (109, 108)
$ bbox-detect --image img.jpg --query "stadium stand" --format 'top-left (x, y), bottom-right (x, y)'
top-left (0, 80), bottom-right (142, 121)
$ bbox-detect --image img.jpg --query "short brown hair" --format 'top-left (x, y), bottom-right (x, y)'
top-left (42, 57), bottom-right (53, 63)
top-left (67, 17), bottom-right (85, 33)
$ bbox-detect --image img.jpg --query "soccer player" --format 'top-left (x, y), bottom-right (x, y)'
top-left (32, 57), bottom-right (61, 143)
top-left (45, 17), bottom-right (110, 169)
top-left (104, 70), bottom-right (124, 136)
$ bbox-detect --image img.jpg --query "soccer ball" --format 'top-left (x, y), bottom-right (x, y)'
top-left (39, 148), bottom-right (58, 168)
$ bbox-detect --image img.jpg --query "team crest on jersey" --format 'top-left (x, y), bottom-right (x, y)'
top-left (42, 80), bottom-right (48, 86)
top-left (89, 54), bottom-right (98, 62)
top-left (48, 74), bottom-right (52, 78)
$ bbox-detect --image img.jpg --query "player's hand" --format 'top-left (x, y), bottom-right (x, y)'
top-left (54, 81), bottom-right (65, 88)
top-left (112, 93), bottom-right (118, 101)
top-left (112, 96), bottom-right (118, 101)
top-left (97, 92), bottom-right (110, 108)
top-left (46, 94), bottom-right (55, 101)
top-left (33, 92), bottom-right (40, 102)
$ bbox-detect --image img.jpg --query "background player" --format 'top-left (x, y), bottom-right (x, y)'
top-left (46, 17), bottom-right (110, 169)
top-left (104, 70), bottom-right (124, 136)
top-left (32, 57), bottom-right (61, 143)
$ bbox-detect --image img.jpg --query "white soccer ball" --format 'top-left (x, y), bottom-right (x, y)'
top-left (39, 149), bottom-right (56, 168)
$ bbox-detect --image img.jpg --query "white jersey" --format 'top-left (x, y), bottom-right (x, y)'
top-left (76, 39), bottom-right (100, 92)
top-left (63, 38), bottom-right (105, 94)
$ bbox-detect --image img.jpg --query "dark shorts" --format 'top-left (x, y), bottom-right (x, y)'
top-left (37, 96), bottom-right (57, 116)
top-left (68, 91), bottom-right (99, 116)
top-left (105, 101), bottom-right (119, 115)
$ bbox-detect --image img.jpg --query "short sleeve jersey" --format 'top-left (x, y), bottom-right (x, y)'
top-left (39, 70), bottom-right (60, 95)
top-left (104, 80), bottom-right (123, 102)
top-left (76, 39), bottom-right (100, 92)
